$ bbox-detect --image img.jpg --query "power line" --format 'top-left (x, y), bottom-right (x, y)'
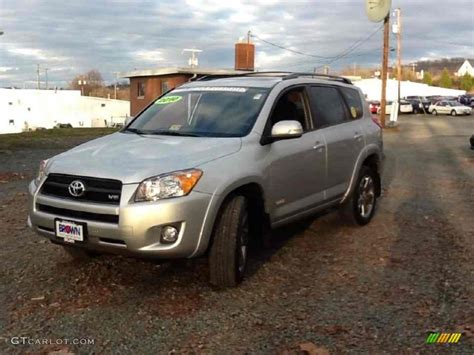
top-left (252, 24), bottom-right (384, 71)
top-left (285, 46), bottom-right (384, 69)
top-left (250, 33), bottom-right (333, 59)
top-left (314, 24), bottom-right (384, 70)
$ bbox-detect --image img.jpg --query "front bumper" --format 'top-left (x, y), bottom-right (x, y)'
top-left (27, 180), bottom-right (217, 259)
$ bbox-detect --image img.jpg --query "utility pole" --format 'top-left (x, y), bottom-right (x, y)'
top-left (78, 79), bottom-right (86, 96)
top-left (394, 8), bottom-right (402, 105)
top-left (113, 72), bottom-right (119, 100)
top-left (36, 64), bottom-right (41, 89)
top-left (246, 30), bottom-right (251, 70)
top-left (380, 15), bottom-right (390, 128)
top-left (44, 68), bottom-right (49, 90)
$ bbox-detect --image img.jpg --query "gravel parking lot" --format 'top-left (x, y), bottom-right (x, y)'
top-left (0, 115), bottom-right (472, 353)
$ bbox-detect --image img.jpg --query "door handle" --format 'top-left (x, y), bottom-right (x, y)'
top-left (313, 142), bottom-right (325, 151)
top-left (354, 133), bottom-right (363, 140)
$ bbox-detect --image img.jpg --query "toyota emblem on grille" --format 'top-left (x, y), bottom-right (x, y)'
top-left (68, 180), bottom-right (86, 197)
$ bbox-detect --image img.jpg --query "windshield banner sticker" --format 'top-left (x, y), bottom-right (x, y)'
top-left (155, 96), bottom-right (182, 104)
top-left (174, 87), bottom-right (247, 93)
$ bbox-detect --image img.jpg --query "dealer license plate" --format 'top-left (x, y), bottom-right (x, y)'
top-left (55, 219), bottom-right (86, 243)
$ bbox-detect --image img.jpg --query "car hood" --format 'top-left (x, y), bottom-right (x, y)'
top-left (47, 132), bottom-right (242, 183)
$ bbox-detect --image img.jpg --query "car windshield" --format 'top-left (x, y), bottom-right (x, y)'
top-left (125, 86), bottom-right (269, 137)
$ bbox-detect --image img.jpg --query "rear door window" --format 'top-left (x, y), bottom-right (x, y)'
top-left (308, 86), bottom-right (349, 128)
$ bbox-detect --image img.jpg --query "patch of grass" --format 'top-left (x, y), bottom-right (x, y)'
top-left (0, 128), bottom-right (119, 150)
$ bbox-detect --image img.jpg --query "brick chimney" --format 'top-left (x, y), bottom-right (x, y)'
top-left (235, 40), bottom-right (255, 71)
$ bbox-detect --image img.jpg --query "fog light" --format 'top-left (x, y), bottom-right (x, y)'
top-left (162, 226), bottom-right (178, 243)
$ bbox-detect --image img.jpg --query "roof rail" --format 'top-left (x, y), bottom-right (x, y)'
top-left (282, 73), bottom-right (353, 85)
top-left (192, 71), bottom-right (352, 84)
top-left (192, 71), bottom-right (291, 82)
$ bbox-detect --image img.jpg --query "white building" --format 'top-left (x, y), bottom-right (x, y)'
top-left (353, 78), bottom-right (465, 101)
top-left (0, 89), bottom-right (130, 134)
top-left (456, 60), bottom-right (474, 77)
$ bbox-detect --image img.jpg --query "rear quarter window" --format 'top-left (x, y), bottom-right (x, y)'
top-left (308, 86), bottom-right (349, 128)
top-left (340, 87), bottom-right (364, 119)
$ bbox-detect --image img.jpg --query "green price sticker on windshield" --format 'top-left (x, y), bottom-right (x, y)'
top-left (155, 96), bottom-right (182, 105)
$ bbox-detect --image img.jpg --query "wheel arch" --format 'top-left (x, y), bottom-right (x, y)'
top-left (341, 146), bottom-right (383, 204)
top-left (190, 180), bottom-right (269, 257)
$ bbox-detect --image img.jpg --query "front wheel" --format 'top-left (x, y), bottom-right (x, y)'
top-left (340, 166), bottom-right (378, 226)
top-left (451, 110), bottom-right (457, 117)
top-left (209, 196), bottom-right (249, 288)
top-left (432, 110), bottom-right (437, 116)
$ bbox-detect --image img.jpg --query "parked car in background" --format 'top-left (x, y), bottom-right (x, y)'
top-left (458, 94), bottom-right (472, 106)
top-left (368, 100), bottom-right (380, 114)
top-left (429, 100), bottom-right (472, 116)
top-left (54, 123), bottom-right (73, 129)
top-left (377, 100), bottom-right (413, 115)
top-left (404, 96), bottom-right (431, 114)
top-left (426, 95), bottom-right (443, 106)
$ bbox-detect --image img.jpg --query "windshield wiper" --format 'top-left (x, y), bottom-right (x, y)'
top-left (150, 131), bottom-right (201, 137)
top-left (123, 127), bottom-right (148, 135)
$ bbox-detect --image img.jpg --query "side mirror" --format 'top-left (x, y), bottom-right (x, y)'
top-left (271, 120), bottom-right (303, 140)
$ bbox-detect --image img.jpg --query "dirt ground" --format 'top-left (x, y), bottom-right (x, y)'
top-left (0, 116), bottom-right (472, 354)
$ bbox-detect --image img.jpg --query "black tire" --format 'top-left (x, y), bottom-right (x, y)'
top-left (340, 166), bottom-right (378, 226)
top-left (209, 196), bottom-right (249, 288)
top-left (62, 245), bottom-right (100, 260)
top-left (451, 110), bottom-right (457, 117)
top-left (432, 110), bottom-right (437, 116)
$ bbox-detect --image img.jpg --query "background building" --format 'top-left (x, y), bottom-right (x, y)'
top-left (456, 60), bottom-right (474, 77)
top-left (0, 88), bottom-right (129, 134)
top-left (122, 41), bottom-right (255, 116)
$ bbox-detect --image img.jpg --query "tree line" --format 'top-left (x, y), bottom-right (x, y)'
top-left (69, 70), bottom-right (130, 100)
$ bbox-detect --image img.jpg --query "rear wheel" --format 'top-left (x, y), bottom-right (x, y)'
top-left (451, 110), bottom-right (457, 117)
top-left (209, 196), bottom-right (249, 288)
top-left (341, 166), bottom-right (378, 226)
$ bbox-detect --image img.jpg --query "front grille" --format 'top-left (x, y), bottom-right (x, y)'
top-left (41, 174), bottom-right (122, 205)
top-left (37, 204), bottom-right (119, 224)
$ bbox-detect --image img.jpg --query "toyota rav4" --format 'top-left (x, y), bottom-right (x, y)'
top-left (28, 72), bottom-right (384, 287)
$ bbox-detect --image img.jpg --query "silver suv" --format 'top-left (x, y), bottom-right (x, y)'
top-left (28, 73), bottom-right (384, 287)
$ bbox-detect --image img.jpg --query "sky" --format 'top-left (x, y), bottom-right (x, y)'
top-left (0, 0), bottom-right (473, 88)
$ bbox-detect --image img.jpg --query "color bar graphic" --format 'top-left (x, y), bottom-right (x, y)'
top-left (426, 332), bottom-right (462, 344)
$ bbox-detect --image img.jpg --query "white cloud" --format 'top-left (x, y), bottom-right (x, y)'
top-left (134, 50), bottom-right (165, 62)
top-left (7, 47), bottom-right (68, 61)
top-left (255, 50), bottom-right (294, 68)
top-left (0, 67), bottom-right (19, 72)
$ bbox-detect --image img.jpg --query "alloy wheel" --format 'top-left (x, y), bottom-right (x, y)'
top-left (357, 175), bottom-right (375, 218)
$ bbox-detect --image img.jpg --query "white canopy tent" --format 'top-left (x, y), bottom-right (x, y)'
top-left (353, 78), bottom-right (465, 101)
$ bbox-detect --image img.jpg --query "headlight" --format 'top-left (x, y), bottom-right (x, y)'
top-left (135, 169), bottom-right (203, 202)
top-left (35, 159), bottom-right (49, 185)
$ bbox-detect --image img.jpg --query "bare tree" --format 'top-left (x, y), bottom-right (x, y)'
top-left (70, 69), bottom-right (104, 96)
